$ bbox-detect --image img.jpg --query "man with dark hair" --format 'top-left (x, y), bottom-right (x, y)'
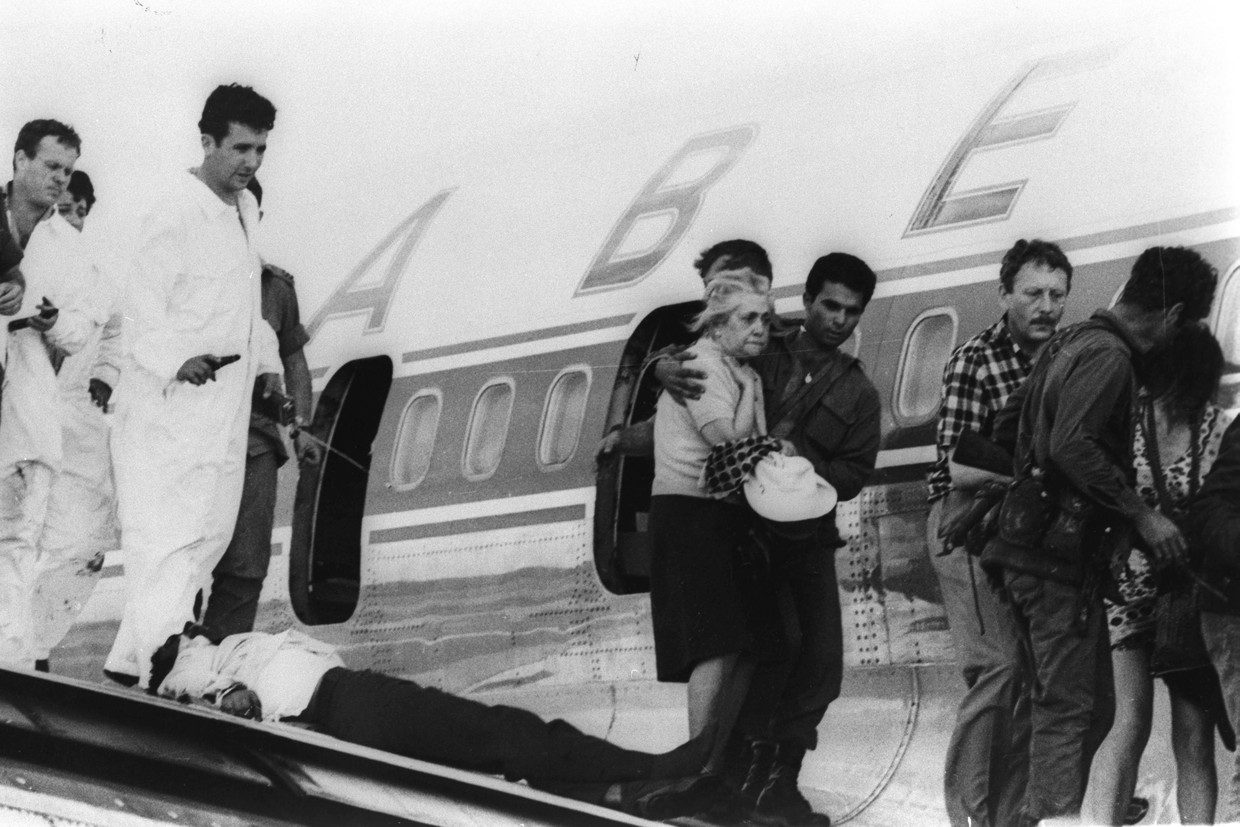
top-left (0, 118), bottom-right (102, 669)
top-left (29, 167), bottom-right (124, 673)
top-left (201, 178), bottom-right (321, 639)
top-left (927, 238), bottom-right (1072, 827)
top-left (149, 626), bottom-right (717, 819)
top-left (694, 239), bottom-right (773, 285)
top-left (982, 245), bottom-right (1218, 824)
top-left (197, 83), bottom-right (277, 144)
top-left (628, 251), bottom-right (881, 824)
top-left (104, 85), bottom-right (284, 686)
top-left (55, 170), bottom-right (95, 231)
top-left (724, 252), bottom-right (880, 826)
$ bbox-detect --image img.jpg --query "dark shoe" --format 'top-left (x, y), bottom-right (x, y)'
top-left (692, 783), bottom-right (755, 825)
top-left (34, 659), bottom-right (49, 673)
top-left (616, 774), bottom-right (724, 820)
top-left (1124, 796), bottom-right (1150, 825)
top-left (751, 743), bottom-right (831, 826)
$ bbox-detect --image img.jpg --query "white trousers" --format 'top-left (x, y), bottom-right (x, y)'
top-left (31, 404), bottom-right (117, 661)
top-left (0, 461), bottom-right (54, 668)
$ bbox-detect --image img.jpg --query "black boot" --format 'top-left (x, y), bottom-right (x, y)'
top-left (740, 739), bottom-right (777, 810)
top-left (751, 742), bottom-right (831, 826)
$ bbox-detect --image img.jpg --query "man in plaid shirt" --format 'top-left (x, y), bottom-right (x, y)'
top-left (927, 239), bottom-right (1073, 827)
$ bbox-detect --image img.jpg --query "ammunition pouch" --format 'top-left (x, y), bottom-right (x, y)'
top-left (981, 472), bottom-right (1117, 586)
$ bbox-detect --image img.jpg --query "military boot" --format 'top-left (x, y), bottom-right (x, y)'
top-left (739, 739), bottom-right (777, 811)
top-left (750, 742), bottom-right (831, 826)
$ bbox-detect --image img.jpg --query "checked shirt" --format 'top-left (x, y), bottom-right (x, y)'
top-left (927, 315), bottom-right (1032, 503)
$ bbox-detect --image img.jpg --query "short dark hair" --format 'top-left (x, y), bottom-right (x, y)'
top-left (13, 119), bottom-right (81, 168)
top-left (67, 170), bottom-right (95, 209)
top-left (804, 252), bottom-right (877, 306)
top-left (198, 84), bottom-right (276, 143)
top-left (1142, 322), bottom-right (1223, 425)
top-left (147, 622), bottom-right (218, 695)
top-left (1118, 246), bottom-right (1217, 322)
top-left (694, 239), bottom-right (772, 282)
top-left (999, 238), bottom-right (1073, 293)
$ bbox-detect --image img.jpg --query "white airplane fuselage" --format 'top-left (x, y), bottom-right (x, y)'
top-left (32, 4), bottom-right (1240, 823)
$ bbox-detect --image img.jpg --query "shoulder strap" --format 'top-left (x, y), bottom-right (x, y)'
top-left (769, 351), bottom-right (853, 438)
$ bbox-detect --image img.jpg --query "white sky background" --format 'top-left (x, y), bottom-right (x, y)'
top-left (1, 0), bottom-right (1237, 321)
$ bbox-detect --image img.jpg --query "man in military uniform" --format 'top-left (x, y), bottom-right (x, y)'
top-left (200, 178), bottom-right (321, 638)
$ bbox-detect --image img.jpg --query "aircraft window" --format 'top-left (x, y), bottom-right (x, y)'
top-left (537, 367), bottom-right (592, 469)
top-left (462, 379), bottom-right (515, 480)
top-left (894, 308), bottom-right (958, 426)
top-left (390, 389), bottom-right (441, 490)
top-left (291, 355), bottom-right (392, 626)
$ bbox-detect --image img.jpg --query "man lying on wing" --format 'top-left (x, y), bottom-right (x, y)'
top-left (148, 625), bottom-right (716, 819)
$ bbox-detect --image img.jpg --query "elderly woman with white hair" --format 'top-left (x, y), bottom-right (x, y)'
top-left (648, 271), bottom-right (780, 773)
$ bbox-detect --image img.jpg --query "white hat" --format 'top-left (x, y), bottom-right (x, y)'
top-left (743, 454), bottom-right (837, 522)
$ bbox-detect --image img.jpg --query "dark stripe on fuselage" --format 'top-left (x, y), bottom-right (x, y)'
top-left (771, 206), bottom-right (1238, 298)
top-left (369, 504), bottom-right (587, 544)
top-left (400, 314), bottom-right (636, 363)
top-left (288, 231), bottom-right (1238, 527)
top-left (99, 544), bottom-right (283, 579)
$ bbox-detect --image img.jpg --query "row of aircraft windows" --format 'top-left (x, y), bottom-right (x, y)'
top-left (390, 366), bottom-right (593, 490)
top-left (387, 262), bottom-right (1240, 489)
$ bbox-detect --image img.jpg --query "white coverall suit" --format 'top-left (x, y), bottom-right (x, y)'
top-left (0, 212), bottom-right (102, 668)
top-left (30, 263), bottom-right (123, 663)
top-left (104, 174), bottom-right (281, 686)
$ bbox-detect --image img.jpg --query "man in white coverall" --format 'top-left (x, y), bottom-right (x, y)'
top-left (104, 84), bottom-right (283, 686)
top-left (30, 189), bottom-right (124, 673)
top-left (0, 120), bottom-right (104, 669)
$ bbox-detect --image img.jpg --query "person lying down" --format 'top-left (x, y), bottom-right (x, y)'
top-left (149, 624), bottom-right (717, 819)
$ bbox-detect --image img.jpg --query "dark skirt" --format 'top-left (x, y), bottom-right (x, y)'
top-left (649, 494), bottom-right (781, 683)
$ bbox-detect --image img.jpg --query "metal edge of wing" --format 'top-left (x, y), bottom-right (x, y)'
top-left (0, 666), bottom-right (652, 827)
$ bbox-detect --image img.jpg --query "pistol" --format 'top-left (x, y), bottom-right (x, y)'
top-left (205, 353), bottom-right (241, 371)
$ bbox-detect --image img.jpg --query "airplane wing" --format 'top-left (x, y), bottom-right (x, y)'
top-left (0, 667), bottom-right (653, 826)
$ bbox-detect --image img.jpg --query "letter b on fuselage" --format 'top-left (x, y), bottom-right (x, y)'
top-left (575, 126), bottom-right (757, 296)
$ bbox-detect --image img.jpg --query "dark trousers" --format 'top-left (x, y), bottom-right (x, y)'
top-left (204, 450), bottom-right (278, 639)
top-left (307, 667), bottom-right (682, 792)
top-left (1002, 571), bottom-right (1115, 821)
top-left (736, 526), bottom-right (843, 750)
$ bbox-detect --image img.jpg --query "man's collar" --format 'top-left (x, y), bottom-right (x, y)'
top-left (788, 326), bottom-right (855, 371)
top-left (1091, 309), bottom-right (1145, 354)
top-left (995, 312), bottom-right (1028, 357)
top-left (184, 169), bottom-right (240, 218)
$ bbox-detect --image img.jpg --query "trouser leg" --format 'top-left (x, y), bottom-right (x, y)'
top-left (765, 533), bottom-right (842, 751)
top-left (1002, 570), bottom-right (1114, 822)
top-left (32, 421), bottom-right (116, 662)
top-left (313, 667), bottom-right (690, 786)
top-left (1202, 612), bottom-right (1240, 822)
top-left (0, 462), bottom-right (52, 668)
top-left (928, 501), bottom-right (1029, 827)
top-left (204, 451), bottom-right (277, 638)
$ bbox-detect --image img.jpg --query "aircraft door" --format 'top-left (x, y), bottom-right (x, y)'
top-left (594, 302), bottom-right (699, 594)
top-left (290, 355), bottom-right (393, 625)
